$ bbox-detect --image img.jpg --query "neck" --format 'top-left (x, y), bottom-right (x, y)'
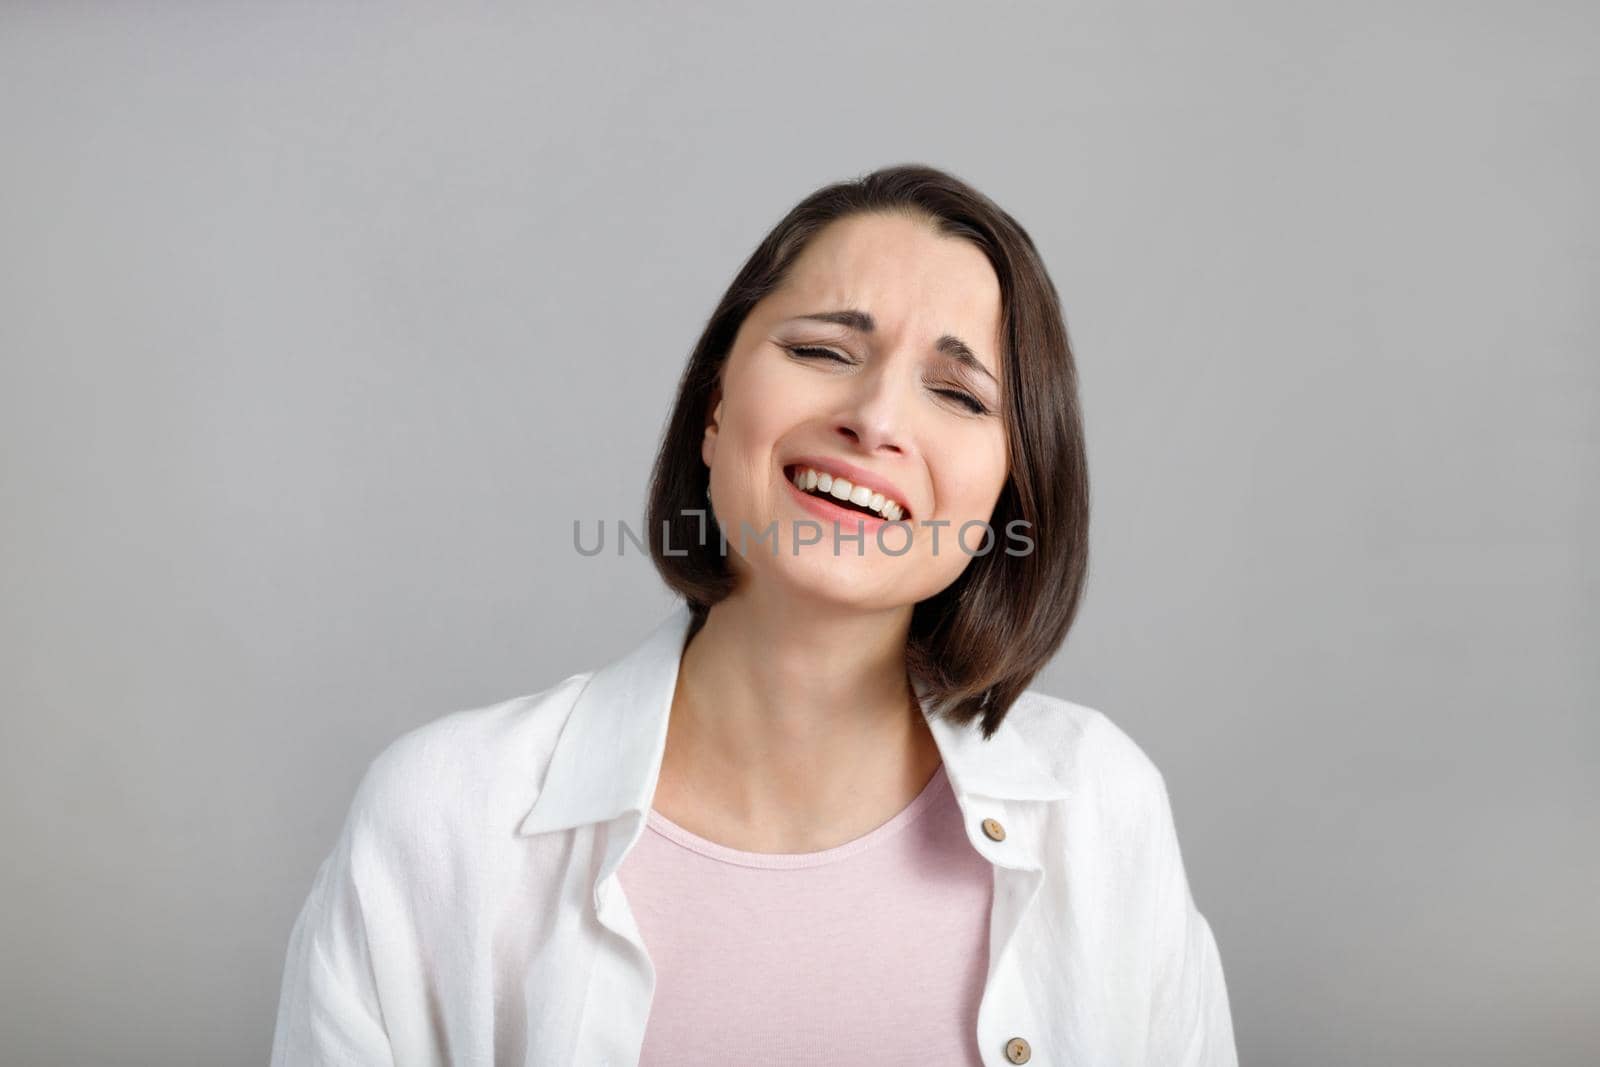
top-left (656, 587), bottom-right (943, 853)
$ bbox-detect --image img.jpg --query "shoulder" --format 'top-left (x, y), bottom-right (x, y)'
top-left (342, 670), bottom-right (593, 856)
top-left (1004, 688), bottom-right (1176, 819)
top-left (1002, 688), bottom-right (1198, 898)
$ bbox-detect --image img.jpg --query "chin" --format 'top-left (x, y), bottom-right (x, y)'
top-left (752, 549), bottom-right (925, 614)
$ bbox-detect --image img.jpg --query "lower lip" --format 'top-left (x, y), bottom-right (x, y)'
top-left (781, 468), bottom-right (899, 535)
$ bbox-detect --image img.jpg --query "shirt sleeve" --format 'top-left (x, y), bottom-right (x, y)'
top-left (1145, 771), bottom-right (1239, 1066)
top-left (270, 796), bottom-right (396, 1066)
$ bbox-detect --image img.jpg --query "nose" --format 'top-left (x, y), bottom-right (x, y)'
top-left (833, 366), bottom-right (909, 456)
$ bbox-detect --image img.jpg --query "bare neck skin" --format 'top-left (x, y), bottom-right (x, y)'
top-left (652, 587), bottom-right (944, 854)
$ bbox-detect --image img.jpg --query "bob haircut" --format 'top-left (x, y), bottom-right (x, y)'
top-left (646, 163), bottom-right (1089, 739)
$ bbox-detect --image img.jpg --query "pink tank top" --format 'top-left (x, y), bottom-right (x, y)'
top-left (615, 763), bottom-right (993, 1066)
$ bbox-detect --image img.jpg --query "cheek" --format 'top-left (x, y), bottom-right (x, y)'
top-left (932, 435), bottom-right (1009, 516)
top-left (723, 358), bottom-right (812, 451)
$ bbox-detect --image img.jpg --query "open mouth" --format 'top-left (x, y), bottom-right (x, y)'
top-left (782, 463), bottom-right (911, 522)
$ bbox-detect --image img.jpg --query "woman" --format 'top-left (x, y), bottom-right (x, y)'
top-left (272, 165), bottom-right (1238, 1066)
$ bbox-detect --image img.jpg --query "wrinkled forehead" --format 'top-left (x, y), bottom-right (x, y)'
top-left (772, 214), bottom-right (1005, 377)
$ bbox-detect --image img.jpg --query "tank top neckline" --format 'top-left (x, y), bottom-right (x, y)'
top-left (643, 762), bottom-right (950, 870)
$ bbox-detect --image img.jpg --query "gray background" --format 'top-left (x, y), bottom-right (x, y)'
top-left (1, 2), bottom-right (1594, 1064)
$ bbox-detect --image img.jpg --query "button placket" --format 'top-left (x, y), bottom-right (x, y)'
top-left (968, 807), bottom-right (1044, 1067)
top-left (577, 817), bottom-right (656, 1066)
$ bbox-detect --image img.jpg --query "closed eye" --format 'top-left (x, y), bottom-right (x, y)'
top-left (785, 344), bottom-right (853, 364)
top-left (786, 344), bottom-right (991, 416)
top-left (934, 388), bottom-right (989, 416)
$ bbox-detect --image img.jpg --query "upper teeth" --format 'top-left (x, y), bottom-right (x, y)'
top-left (790, 466), bottom-right (907, 521)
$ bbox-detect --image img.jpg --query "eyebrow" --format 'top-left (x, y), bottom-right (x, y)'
top-left (793, 309), bottom-right (997, 384)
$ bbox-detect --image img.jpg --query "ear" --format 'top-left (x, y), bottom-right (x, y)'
top-left (701, 382), bottom-right (723, 469)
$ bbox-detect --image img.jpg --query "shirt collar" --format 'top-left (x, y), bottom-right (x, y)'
top-left (517, 602), bottom-right (1068, 838)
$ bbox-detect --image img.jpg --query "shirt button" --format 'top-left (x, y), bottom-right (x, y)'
top-left (981, 817), bottom-right (1007, 842)
top-left (1004, 1036), bottom-right (1032, 1063)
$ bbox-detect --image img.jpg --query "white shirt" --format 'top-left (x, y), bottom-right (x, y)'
top-left (271, 603), bottom-right (1238, 1066)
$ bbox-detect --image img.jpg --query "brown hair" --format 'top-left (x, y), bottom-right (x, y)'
top-left (646, 164), bottom-right (1089, 739)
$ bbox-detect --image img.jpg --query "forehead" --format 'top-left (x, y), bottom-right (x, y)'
top-left (772, 213), bottom-right (1004, 374)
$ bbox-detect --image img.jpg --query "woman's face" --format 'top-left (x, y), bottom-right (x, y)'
top-left (702, 211), bottom-right (1009, 613)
